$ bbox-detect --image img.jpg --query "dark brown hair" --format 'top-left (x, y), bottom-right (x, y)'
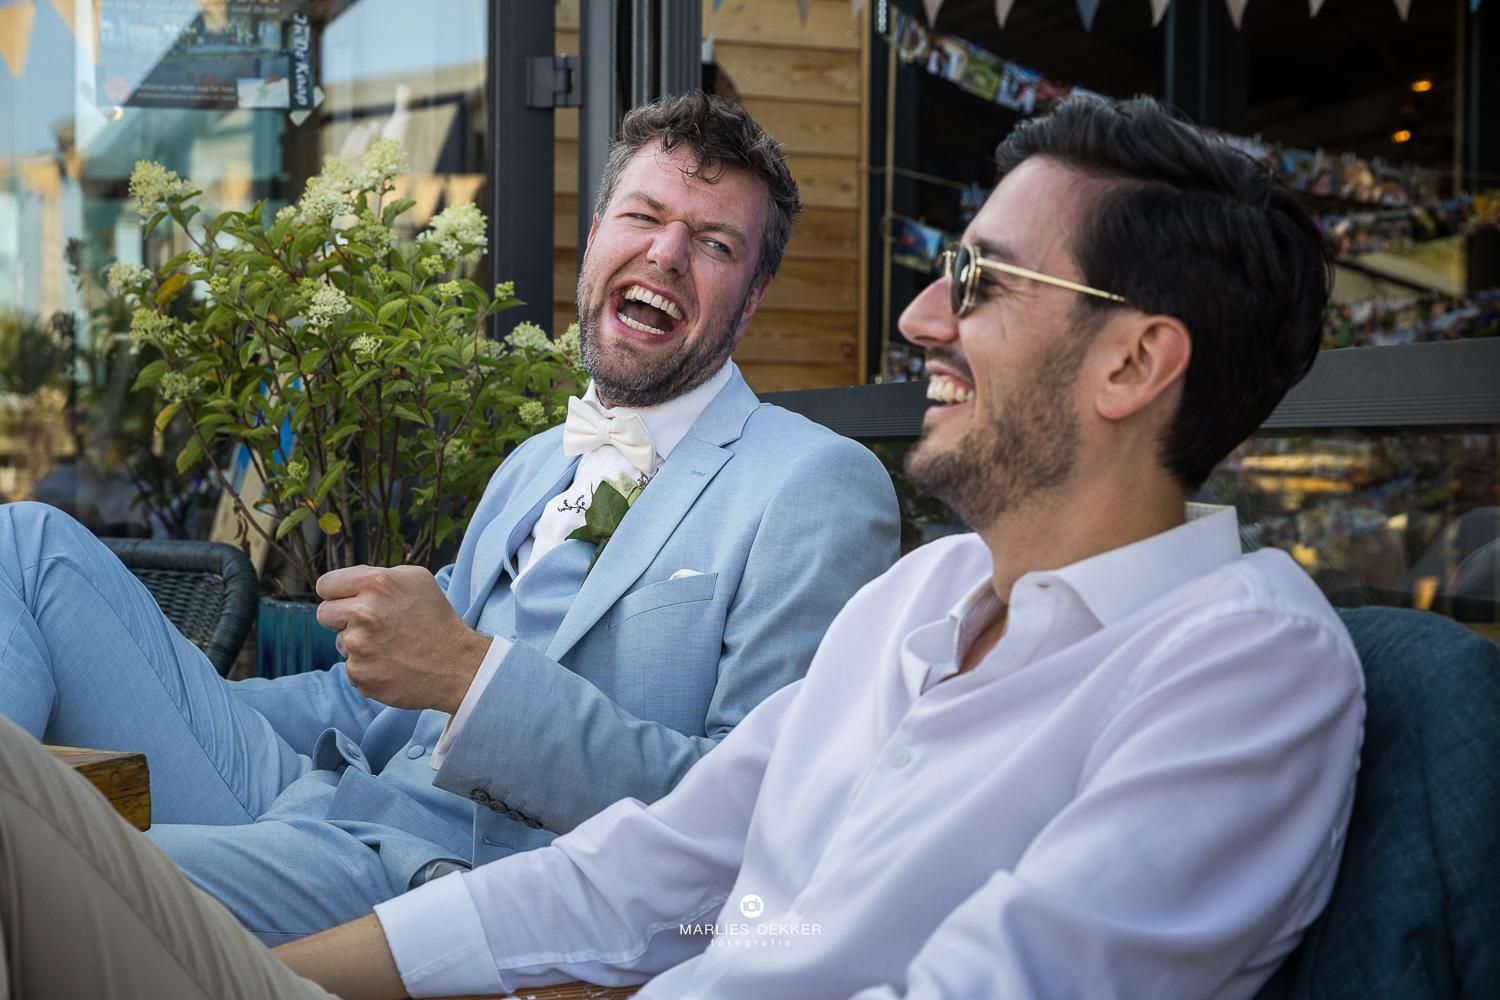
top-left (594, 91), bottom-right (803, 285)
top-left (996, 95), bottom-right (1331, 488)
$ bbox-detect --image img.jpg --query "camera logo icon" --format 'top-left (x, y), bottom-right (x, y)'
top-left (739, 894), bottom-right (764, 917)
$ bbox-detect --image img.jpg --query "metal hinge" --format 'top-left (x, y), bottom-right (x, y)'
top-left (526, 55), bottom-right (582, 108)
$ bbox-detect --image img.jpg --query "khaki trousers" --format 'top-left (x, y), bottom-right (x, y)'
top-left (0, 713), bottom-right (339, 1000)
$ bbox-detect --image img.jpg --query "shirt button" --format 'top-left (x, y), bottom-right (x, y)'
top-left (470, 789), bottom-right (491, 805)
top-left (406, 744), bottom-right (426, 759)
top-left (887, 745), bottom-right (912, 768)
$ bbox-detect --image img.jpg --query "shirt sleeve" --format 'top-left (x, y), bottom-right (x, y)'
top-left (430, 635), bottom-right (512, 771)
top-left (378, 679), bottom-right (803, 998)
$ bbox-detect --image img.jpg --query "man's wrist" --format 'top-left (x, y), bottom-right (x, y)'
top-left (444, 629), bottom-right (495, 717)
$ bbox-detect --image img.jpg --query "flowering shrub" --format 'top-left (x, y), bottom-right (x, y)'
top-left (118, 141), bottom-right (584, 592)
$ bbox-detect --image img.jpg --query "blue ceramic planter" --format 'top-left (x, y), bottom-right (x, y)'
top-left (257, 597), bottom-right (341, 678)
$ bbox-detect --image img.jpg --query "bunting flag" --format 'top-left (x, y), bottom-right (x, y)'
top-left (850, 0), bottom-right (868, 17)
top-left (797, 0), bottom-right (813, 23)
top-left (1225, 0), bottom-right (1251, 27)
top-left (923, 0), bottom-right (945, 25)
top-left (0, 1), bottom-right (36, 78)
top-left (995, 0), bottom-right (1019, 27)
top-left (1076, 0), bottom-right (1103, 30)
top-left (45, 0), bottom-right (71, 36)
top-left (1392, 0), bottom-right (1412, 18)
top-left (1150, 0), bottom-right (1172, 25)
top-left (1309, 0), bottom-right (1329, 15)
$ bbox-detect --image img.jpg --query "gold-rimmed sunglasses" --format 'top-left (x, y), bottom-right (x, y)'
top-left (936, 242), bottom-right (1130, 318)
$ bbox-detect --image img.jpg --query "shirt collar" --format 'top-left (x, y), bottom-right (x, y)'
top-left (945, 504), bottom-right (1242, 629)
top-left (1048, 504), bottom-right (1241, 627)
top-left (580, 362), bottom-right (734, 463)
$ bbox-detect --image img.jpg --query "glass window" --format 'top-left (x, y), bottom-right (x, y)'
top-left (0, 0), bottom-right (488, 537)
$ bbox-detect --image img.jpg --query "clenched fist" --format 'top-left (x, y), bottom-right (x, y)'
top-left (315, 564), bottom-right (492, 716)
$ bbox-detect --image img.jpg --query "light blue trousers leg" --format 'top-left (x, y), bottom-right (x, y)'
top-left (0, 502), bottom-right (308, 825)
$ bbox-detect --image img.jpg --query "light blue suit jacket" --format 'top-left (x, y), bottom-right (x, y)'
top-left (234, 367), bottom-right (900, 891)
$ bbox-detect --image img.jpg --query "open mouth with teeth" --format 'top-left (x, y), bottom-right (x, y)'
top-left (926, 374), bottom-right (974, 405)
top-left (614, 284), bottom-right (686, 337)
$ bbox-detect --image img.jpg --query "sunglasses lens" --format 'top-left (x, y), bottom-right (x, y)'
top-left (948, 245), bottom-right (972, 315)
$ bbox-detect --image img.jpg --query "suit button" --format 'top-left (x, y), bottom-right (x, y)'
top-left (523, 818), bottom-right (543, 829)
top-left (503, 810), bottom-right (525, 822)
top-left (470, 790), bottom-right (490, 805)
top-left (488, 801), bottom-right (506, 814)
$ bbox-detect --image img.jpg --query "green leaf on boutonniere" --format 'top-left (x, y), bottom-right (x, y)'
top-left (566, 474), bottom-right (649, 578)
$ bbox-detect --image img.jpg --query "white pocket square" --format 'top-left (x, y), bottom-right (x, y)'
top-left (669, 568), bottom-right (704, 580)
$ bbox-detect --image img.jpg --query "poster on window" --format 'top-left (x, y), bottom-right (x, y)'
top-left (96, 0), bottom-right (313, 112)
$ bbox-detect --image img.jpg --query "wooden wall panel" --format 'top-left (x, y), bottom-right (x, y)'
top-left (712, 43), bottom-right (859, 105)
top-left (548, 0), bottom-right (869, 392)
top-left (701, 0), bottom-right (861, 51)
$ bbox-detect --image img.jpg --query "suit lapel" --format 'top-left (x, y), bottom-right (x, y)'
top-left (464, 447), bottom-right (579, 626)
top-left (543, 367), bottom-right (762, 660)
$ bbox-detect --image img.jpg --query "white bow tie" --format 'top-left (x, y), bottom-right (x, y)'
top-left (561, 396), bottom-right (657, 473)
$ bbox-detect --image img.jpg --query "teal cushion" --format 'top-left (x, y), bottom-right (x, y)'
top-left (1254, 608), bottom-right (1500, 1000)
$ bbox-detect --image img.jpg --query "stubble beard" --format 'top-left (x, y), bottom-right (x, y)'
top-left (905, 338), bottom-right (1088, 533)
top-left (576, 263), bottom-right (749, 409)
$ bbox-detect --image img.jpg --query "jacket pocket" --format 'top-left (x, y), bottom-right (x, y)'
top-left (608, 572), bottom-right (718, 628)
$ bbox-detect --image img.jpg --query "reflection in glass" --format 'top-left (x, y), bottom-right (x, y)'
top-left (0, 0), bottom-right (488, 537)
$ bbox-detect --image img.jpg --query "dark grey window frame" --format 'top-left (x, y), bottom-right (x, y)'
top-left (760, 339), bottom-right (1500, 439)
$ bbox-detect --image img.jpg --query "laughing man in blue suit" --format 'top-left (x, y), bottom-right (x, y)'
top-left (0, 92), bottom-right (899, 942)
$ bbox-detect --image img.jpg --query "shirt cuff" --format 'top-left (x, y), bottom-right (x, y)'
top-left (373, 871), bottom-right (506, 998)
top-left (431, 635), bottom-right (512, 771)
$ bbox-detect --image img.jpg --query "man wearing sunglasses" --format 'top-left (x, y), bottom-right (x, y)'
top-left (2, 95), bottom-right (1362, 1000)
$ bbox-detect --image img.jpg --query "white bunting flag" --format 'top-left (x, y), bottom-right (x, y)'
top-left (1150, 0), bottom-right (1172, 25)
top-left (924, 0), bottom-right (945, 25)
top-left (1225, 0), bottom-right (1250, 27)
top-left (1392, 0), bottom-right (1412, 18)
top-left (1309, 0), bottom-right (1328, 14)
top-left (1075, 0), bottom-right (1102, 30)
top-left (995, 0), bottom-right (1018, 27)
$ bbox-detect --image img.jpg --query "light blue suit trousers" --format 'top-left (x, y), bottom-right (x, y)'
top-left (0, 367), bottom-right (899, 943)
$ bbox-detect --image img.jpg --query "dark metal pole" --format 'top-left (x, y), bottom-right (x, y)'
top-left (578, 0), bottom-right (619, 257)
top-left (659, 0), bottom-right (702, 98)
top-left (488, 1), bottom-right (556, 333)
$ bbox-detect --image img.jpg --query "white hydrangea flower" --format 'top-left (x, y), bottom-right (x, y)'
top-left (128, 161), bottom-right (195, 219)
top-left (208, 274), bottom-right (231, 299)
top-left (554, 321), bottom-right (580, 359)
top-left (505, 321), bottom-right (550, 352)
top-left (159, 370), bottom-right (202, 403)
top-left (106, 262), bottom-right (152, 294)
top-left (357, 138), bottom-right (409, 190)
top-left (443, 435), bottom-right (472, 463)
top-left (285, 459), bottom-right (308, 482)
top-left (305, 285), bottom-right (350, 328)
top-left (493, 281), bottom-right (515, 300)
top-left (275, 204), bottom-right (301, 223)
top-left (350, 333), bottom-right (380, 359)
top-left (298, 173), bottom-right (355, 220)
top-left (417, 201), bottom-right (486, 259)
top-left (434, 279), bottom-right (462, 300)
top-left (128, 306), bottom-right (175, 347)
top-left (517, 400), bottom-right (546, 427)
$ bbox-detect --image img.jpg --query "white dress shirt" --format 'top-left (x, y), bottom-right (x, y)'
top-left (381, 506), bottom-right (1365, 1000)
top-left (431, 363), bottom-right (734, 770)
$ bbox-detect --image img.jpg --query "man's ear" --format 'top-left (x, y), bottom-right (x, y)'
top-left (1093, 314), bottom-right (1192, 422)
top-left (731, 275), bottom-right (774, 347)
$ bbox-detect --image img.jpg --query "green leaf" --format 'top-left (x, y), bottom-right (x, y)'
top-left (144, 210), bottom-right (169, 237)
top-left (275, 506), bottom-right (312, 539)
top-left (382, 198), bottom-right (417, 226)
top-left (160, 251), bottom-right (193, 274)
top-left (312, 460), bottom-right (348, 504)
top-left (156, 273), bottom-right (190, 308)
top-left (132, 359), bottom-right (169, 390)
top-left (153, 400), bottom-right (182, 432)
top-left (377, 299), bottom-right (407, 325)
top-left (318, 512), bottom-right (343, 535)
top-left (175, 434), bottom-right (204, 473)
